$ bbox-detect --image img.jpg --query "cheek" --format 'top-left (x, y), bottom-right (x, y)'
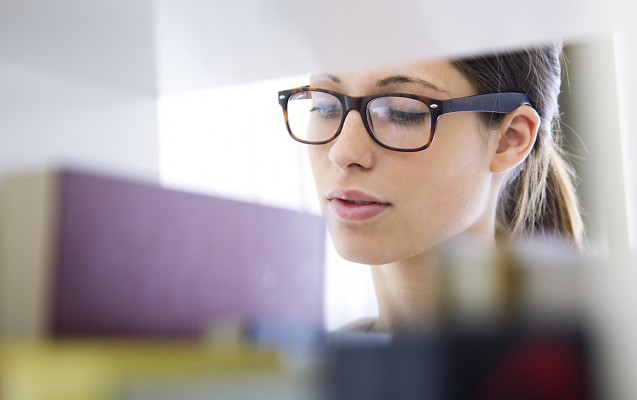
top-left (429, 114), bottom-right (492, 189)
top-left (307, 146), bottom-right (329, 190)
top-left (398, 121), bottom-right (493, 240)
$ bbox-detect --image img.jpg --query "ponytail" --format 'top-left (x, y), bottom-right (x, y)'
top-left (498, 120), bottom-right (584, 249)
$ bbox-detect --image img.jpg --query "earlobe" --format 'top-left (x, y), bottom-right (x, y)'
top-left (490, 106), bottom-right (540, 174)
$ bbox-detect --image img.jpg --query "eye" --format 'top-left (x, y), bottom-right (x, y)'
top-left (309, 103), bottom-right (341, 119)
top-left (384, 108), bottom-right (430, 125)
top-left (369, 97), bottom-right (431, 126)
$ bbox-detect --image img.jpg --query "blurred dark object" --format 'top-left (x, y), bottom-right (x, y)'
top-left (328, 325), bottom-right (591, 400)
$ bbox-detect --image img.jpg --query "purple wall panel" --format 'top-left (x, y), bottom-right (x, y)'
top-left (51, 170), bottom-right (325, 338)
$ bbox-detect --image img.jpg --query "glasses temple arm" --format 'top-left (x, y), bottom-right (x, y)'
top-left (444, 93), bottom-right (531, 114)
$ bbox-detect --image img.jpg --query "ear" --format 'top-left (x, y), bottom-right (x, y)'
top-left (490, 105), bottom-right (541, 174)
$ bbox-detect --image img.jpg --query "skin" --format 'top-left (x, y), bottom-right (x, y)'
top-left (308, 60), bottom-right (540, 333)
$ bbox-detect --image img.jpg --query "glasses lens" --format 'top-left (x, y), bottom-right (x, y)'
top-left (287, 90), bottom-right (342, 143)
top-left (368, 97), bottom-right (432, 149)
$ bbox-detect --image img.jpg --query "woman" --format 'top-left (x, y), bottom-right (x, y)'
top-left (278, 43), bottom-right (583, 333)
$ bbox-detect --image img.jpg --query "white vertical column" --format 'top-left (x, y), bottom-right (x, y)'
top-left (569, 24), bottom-right (637, 397)
top-left (613, 1), bottom-right (637, 252)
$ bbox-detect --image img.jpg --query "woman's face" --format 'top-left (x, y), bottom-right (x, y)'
top-left (308, 60), bottom-right (501, 265)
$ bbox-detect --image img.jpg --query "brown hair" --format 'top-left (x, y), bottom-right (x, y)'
top-left (452, 44), bottom-right (584, 249)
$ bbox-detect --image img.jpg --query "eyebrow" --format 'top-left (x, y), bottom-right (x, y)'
top-left (310, 73), bottom-right (341, 83)
top-left (311, 73), bottom-right (450, 95)
top-left (376, 75), bottom-right (450, 95)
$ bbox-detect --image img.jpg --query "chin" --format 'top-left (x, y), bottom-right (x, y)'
top-left (338, 250), bottom-right (391, 266)
top-left (329, 226), bottom-right (444, 266)
top-left (331, 238), bottom-right (399, 266)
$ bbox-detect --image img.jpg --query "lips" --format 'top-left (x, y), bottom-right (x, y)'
top-left (327, 189), bottom-right (390, 221)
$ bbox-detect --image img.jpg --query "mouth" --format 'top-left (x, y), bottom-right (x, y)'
top-left (327, 189), bottom-right (389, 203)
top-left (338, 200), bottom-right (379, 205)
top-left (327, 189), bottom-right (391, 221)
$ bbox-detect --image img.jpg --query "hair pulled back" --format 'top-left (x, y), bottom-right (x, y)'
top-left (453, 44), bottom-right (584, 248)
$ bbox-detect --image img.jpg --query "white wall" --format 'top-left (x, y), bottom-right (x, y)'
top-left (0, 0), bottom-right (159, 179)
top-left (0, 61), bottom-right (158, 179)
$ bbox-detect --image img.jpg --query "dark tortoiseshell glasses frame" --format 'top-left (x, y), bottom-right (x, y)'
top-left (278, 86), bottom-right (532, 152)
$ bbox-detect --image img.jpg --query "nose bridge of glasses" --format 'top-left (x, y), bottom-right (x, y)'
top-left (342, 95), bottom-right (365, 116)
top-left (338, 95), bottom-right (372, 137)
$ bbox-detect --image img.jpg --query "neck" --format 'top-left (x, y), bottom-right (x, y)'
top-left (369, 250), bottom-right (441, 333)
top-left (369, 233), bottom-right (497, 334)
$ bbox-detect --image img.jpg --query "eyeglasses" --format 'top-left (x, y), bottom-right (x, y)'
top-left (278, 86), bottom-right (531, 152)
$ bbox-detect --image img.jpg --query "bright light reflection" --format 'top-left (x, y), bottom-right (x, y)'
top-left (613, 32), bottom-right (637, 253)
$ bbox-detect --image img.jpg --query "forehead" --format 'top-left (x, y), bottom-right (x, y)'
top-left (311, 60), bottom-right (476, 98)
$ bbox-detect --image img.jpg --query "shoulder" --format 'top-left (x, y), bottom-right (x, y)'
top-left (334, 316), bottom-right (377, 333)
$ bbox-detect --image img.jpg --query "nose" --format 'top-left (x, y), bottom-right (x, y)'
top-left (327, 110), bottom-right (376, 171)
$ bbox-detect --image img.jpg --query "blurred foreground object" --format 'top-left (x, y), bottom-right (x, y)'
top-left (0, 233), bottom-right (610, 399)
top-left (0, 168), bottom-right (325, 339)
top-left (328, 328), bottom-right (590, 400)
top-left (0, 340), bottom-right (319, 400)
top-left (439, 240), bottom-right (587, 330)
top-left (326, 241), bottom-right (594, 399)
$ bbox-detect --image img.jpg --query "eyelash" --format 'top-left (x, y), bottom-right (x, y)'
top-left (309, 105), bottom-right (340, 118)
top-left (385, 109), bottom-right (429, 125)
